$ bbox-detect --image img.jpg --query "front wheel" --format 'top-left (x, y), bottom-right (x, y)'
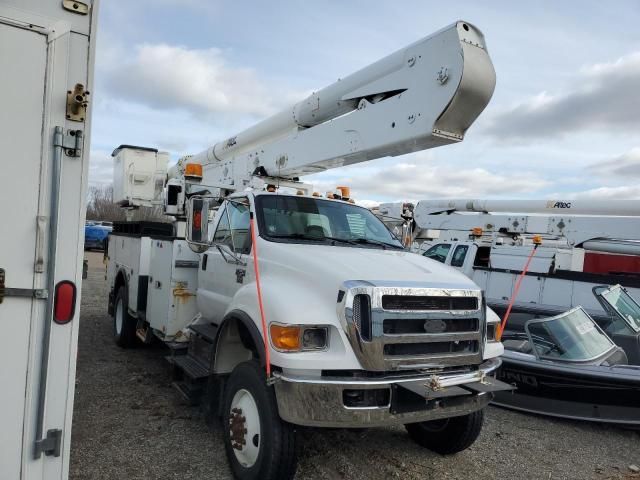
top-left (222, 361), bottom-right (298, 480)
top-left (405, 409), bottom-right (484, 455)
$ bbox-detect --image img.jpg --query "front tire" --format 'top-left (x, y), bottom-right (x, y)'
top-left (113, 286), bottom-right (137, 348)
top-left (405, 410), bottom-right (484, 455)
top-left (222, 361), bottom-right (298, 480)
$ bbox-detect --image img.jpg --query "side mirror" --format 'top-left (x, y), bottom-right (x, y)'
top-left (186, 196), bottom-right (213, 253)
top-left (214, 243), bottom-right (247, 266)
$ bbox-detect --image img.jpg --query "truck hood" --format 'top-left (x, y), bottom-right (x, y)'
top-left (259, 240), bottom-right (479, 292)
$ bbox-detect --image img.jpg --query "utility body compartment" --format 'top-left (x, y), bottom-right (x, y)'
top-left (147, 239), bottom-right (200, 339)
top-left (106, 222), bottom-right (199, 339)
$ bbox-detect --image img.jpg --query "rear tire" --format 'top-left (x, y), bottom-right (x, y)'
top-left (405, 409), bottom-right (484, 455)
top-left (222, 361), bottom-right (298, 480)
top-left (113, 286), bottom-right (137, 348)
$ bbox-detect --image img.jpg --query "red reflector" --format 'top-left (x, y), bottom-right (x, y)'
top-left (54, 281), bottom-right (76, 324)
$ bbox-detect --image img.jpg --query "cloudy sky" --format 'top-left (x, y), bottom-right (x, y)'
top-left (90, 0), bottom-right (640, 205)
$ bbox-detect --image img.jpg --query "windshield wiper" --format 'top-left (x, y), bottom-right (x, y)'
top-left (350, 238), bottom-right (404, 250)
top-left (270, 233), bottom-right (401, 249)
top-left (270, 233), bottom-right (357, 245)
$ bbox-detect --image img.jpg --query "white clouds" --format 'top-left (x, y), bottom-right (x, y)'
top-left (103, 43), bottom-right (302, 117)
top-left (589, 148), bottom-right (640, 178)
top-left (88, 150), bottom-right (114, 186)
top-left (309, 161), bottom-right (550, 201)
top-left (569, 185), bottom-right (640, 199)
top-left (482, 51), bottom-right (640, 141)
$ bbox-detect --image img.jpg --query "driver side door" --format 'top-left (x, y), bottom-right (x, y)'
top-left (198, 199), bottom-right (251, 322)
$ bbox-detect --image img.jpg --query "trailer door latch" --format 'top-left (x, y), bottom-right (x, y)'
top-left (34, 428), bottom-right (62, 458)
top-left (0, 268), bottom-right (48, 304)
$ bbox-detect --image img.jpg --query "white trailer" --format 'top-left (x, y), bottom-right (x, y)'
top-left (106, 21), bottom-right (510, 480)
top-left (0, 1), bottom-right (98, 479)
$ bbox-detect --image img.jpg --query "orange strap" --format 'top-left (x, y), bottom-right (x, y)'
top-left (250, 213), bottom-right (271, 377)
top-left (497, 244), bottom-right (539, 341)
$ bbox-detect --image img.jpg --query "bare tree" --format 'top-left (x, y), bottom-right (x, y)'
top-left (86, 184), bottom-right (169, 222)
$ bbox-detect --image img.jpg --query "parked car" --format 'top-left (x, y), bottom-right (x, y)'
top-left (84, 222), bottom-right (112, 250)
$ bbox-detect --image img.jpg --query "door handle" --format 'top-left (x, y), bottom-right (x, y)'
top-left (202, 254), bottom-right (208, 271)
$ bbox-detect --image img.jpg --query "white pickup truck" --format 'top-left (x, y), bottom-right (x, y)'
top-left (106, 20), bottom-right (508, 480)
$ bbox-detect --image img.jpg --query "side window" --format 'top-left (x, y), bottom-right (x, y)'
top-left (228, 200), bottom-right (251, 254)
top-left (423, 243), bottom-right (451, 263)
top-left (473, 246), bottom-right (491, 267)
top-left (451, 245), bottom-right (469, 267)
top-left (213, 206), bottom-right (232, 247)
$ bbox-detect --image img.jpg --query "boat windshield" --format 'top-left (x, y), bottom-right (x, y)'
top-left (597, 285), bottom-right (640, 333)
top-left (525, 307), bottom-right (616, 362)
top-left (255, 195), bottom-right (404, 250)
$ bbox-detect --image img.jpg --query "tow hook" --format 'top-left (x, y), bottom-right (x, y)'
top-left (229, 408), bottom-right (248, 451)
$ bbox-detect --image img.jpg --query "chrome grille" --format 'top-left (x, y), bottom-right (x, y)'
top-left (352, 294), bottom-right (371, 341)
top-left (340, 281), bottom-right (484, 371)
top-left (382, 295), bottom-right (478, 311)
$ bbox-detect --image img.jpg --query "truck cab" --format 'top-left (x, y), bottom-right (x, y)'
top-left (421, 240), bottom-right (484, 277)
top-left (198, 191), bottom-right (504, 371)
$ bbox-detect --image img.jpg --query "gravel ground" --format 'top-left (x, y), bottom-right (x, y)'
top-left (71, 252), bottom-right (640, 480)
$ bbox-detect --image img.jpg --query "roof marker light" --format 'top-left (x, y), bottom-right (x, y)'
top-left (184, 163), bottom-right (203, 180)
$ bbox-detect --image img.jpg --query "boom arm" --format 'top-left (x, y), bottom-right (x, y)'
top-left (379, 198), bottom-right (640, 248)
top-left (189, 21), bottom-right (496, 192)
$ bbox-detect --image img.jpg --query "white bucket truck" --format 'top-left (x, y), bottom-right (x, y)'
top-left (106, 22), bottom-right (507, 480)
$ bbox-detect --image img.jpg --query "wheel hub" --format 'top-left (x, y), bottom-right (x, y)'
top-left (115, 297), bottom-right (123, 335)
top-left (229, 389), bottom-right (261, 468)
top-left (229, 408), bottom-right (248, 450)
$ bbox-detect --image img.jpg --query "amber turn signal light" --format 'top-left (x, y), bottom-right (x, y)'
top-left (270, 324), bottom-right (301, 351)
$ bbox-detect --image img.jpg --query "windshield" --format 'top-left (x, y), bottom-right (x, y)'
top-left (423, 243), bottom-right (451, 263)
top-left (599, 286), bottom-right (640, 333)
top-left (255, 195), bottom-right (403, 249)
top-left (525, 308), bottom-right (615, 362)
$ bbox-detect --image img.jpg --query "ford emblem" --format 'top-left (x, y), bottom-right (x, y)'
top-left (423, 319), bottom-right (447, 334)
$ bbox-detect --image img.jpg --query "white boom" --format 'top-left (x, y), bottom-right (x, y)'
top-left (415, 199), bottom-right (640, 216)
top-left (186, 21), bottom-right (495, 192)
top-left (387, 198), bottom-right (640, 250)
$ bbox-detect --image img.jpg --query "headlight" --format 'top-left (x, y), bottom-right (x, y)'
top-left (270, 323), bottom-right (328, 352)
top-left (486, 322), bottom-right (497, 342)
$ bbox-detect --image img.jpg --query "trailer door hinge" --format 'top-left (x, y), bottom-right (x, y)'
top-left (34, 429), bottom-right (63, 458)
top-left (0, 269), bottom-right (48, 304)
top-left (54, 129), bottom-right (84, 157)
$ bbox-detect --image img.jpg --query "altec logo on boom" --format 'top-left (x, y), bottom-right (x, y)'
top-left (546, 201), bottom-right (572, 209)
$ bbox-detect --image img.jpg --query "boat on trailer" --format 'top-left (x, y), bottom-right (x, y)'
top-left (494, 307), bottom-right (640, 426)
top-left (495, 284), bottom-right (640, 365)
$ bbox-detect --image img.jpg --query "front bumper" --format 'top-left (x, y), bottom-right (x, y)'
top-left (273, 358), bottom-right (510, 428)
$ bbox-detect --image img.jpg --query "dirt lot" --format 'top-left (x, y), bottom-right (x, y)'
top-left (71, 251), bottom-right (640, 480)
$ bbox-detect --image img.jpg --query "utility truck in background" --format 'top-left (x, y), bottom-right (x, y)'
top-left (378, 199), bottom-right (640, 335)
top-left (105, 22), bottom-right (509, 480)
top-left (0, 1), bottom-right (98, 479)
